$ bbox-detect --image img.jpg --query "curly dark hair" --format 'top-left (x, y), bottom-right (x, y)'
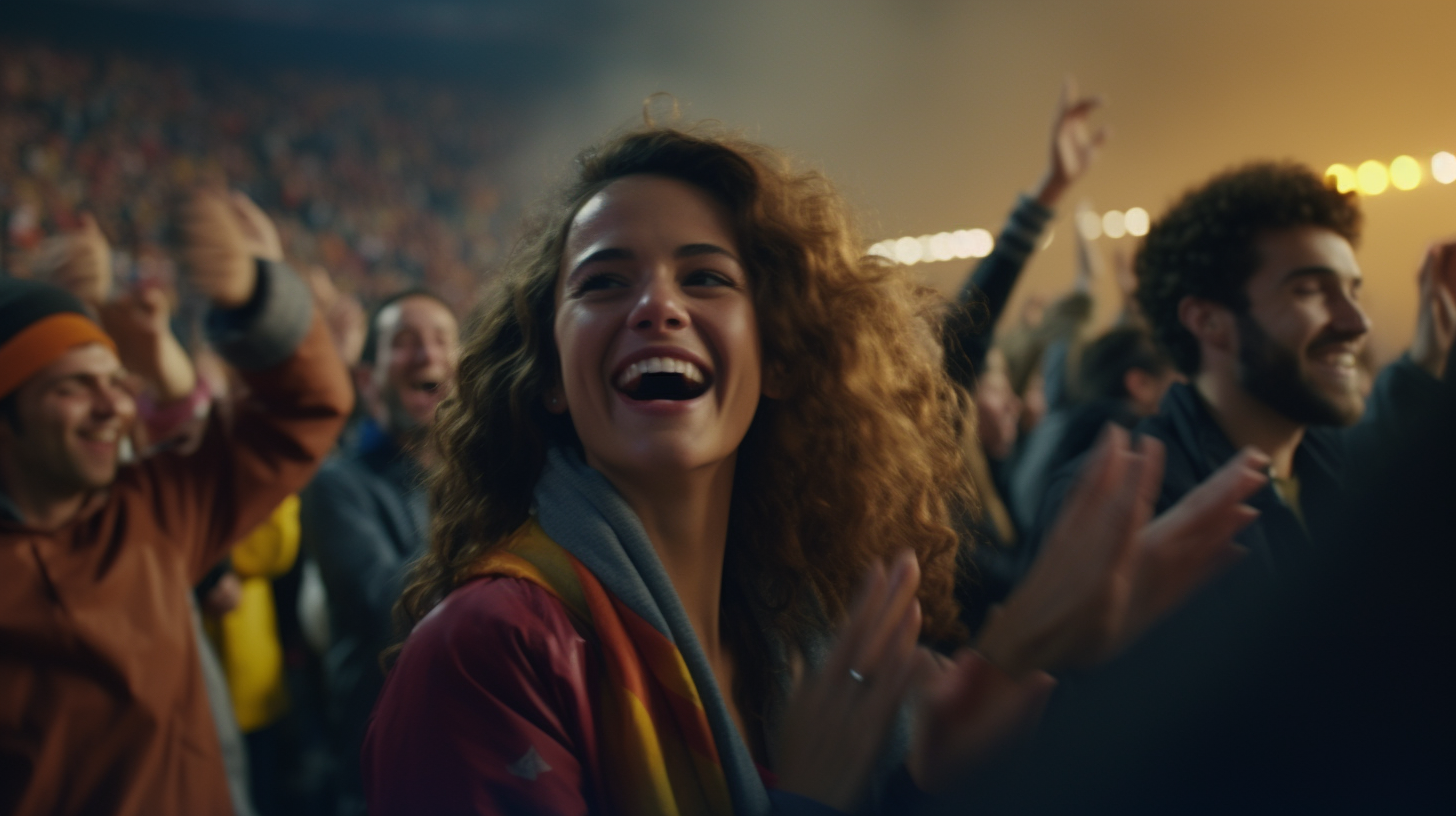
top-left (1135, 161), bottom-right (1362, 375)
top-left (395, 124), bottom-right (972, 720)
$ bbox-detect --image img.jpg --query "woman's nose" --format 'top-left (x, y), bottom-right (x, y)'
top-left (628, 274), bottom-right (689, 332)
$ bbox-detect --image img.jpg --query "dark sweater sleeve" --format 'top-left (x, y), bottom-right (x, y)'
top-left (945, 195), bottom-right (1054, 384)
top-left (364, 577), bottom-right (605, 816)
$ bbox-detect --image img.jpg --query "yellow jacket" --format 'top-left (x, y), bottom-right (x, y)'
top-left (206, 495), bottom-right (300, 733)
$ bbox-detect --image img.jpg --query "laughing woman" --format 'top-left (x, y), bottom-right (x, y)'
top-left (363, 126), bottom-right (1267, 815)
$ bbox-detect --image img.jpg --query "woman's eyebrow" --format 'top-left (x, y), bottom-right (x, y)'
top-left (676, 243), bottom-right (739, 263)
top-left (568, 247), bottom-right (633, 281)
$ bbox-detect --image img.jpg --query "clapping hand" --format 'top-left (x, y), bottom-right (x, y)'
top-left (777, 551), bottom-right (927, 812)
top-left (175, 189), bottom-right (283, 309)
top-left (977, 426), bottom-right (1267, 677)
top-left (98, 284), bottom-right (197, 402)
top-left (1410, 239), bottom-right (1456, 380)
top-left (33, 213), bottom-right (113, 310)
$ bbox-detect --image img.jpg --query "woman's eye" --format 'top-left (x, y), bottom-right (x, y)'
top-left (572, 273), bottom-right (625, 295)
top-left (684, 269), bottom-right (734, 288)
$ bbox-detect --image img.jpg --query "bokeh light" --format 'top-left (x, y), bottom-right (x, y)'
top-left (1356, 160), bottom-right (1389, 195)
top-left (1325, 163), bottom-right (1356, 193)
top-left (917, 235), bottom-right (936, 263)
top-left (893, 236), bottom-right (922, 265)
top-left (868, 240), bottom-right (894, 259)
top-left (1433, 152), bottom-right (1456, 185)
top-left (965, 228), bottom-right (994, 258)
top-left (1077, 209), bottom-right (1102, 240)
top-left (1124, 206), bottom-right (1150, 237)
top-left (1389, 155), bottom-right (1421, 191)
top-left (928, 231), bottom-right (955, 262)
top-left (1102, 209), bottom-right (1126, 239)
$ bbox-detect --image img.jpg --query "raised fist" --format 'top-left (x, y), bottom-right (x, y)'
top-left (32, 213), bottom-right (113, 309)
top-left (174, 189), bottom-right (283, 309)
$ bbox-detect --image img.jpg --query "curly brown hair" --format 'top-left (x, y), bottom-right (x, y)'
top-left (397, 124), bottom-right (971, 709)
top-left (1135, 161), bottom-right (1362, 376)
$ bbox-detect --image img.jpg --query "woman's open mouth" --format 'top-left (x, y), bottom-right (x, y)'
top-left (614, 356), bottom-right (712, 401)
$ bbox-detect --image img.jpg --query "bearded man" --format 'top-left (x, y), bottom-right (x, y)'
top-left (1032, 162), bottom-right (1453, 579)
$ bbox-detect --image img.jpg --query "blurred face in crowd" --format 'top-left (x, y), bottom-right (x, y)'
top-left (976, 348), bottom-right (1022, 461)
top-left (1236, 226), bottom-right (1370, 426)
top-left (0, 343), bottom-right (137, 500)
top-left (551, 174), bottom-right (763, 481)
top-left (365, 295), bottom-right (460, 438)
top-left (1124, 365), bottom-right (1183, 417)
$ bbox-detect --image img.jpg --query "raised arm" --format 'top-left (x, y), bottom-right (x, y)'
top-left (947, 78), bottom-right (1106, 378)
top-left (135, 189), bottom-right (353, 581)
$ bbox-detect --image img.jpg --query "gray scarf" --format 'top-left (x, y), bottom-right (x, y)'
top-left (533, 445), bottom-right (909, 816)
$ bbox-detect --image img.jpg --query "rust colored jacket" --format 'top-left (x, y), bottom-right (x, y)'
top-left (0, 263), bottom-right (352, 816)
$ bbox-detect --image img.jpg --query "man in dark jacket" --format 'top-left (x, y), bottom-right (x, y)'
top-left (1031, 162), bottom-right (1452, 580)
top-left (300, 288), bottom-right (459, 816)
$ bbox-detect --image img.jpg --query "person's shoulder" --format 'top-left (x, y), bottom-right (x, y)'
top-left (303, 452), bottom-right (382, 505)
top-left (402, 576), bottom-right (589, 678)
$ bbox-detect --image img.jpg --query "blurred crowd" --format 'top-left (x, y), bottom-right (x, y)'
top-left (1, 40), bottom-right (505, 314)
top-left (2, 33), bottom-right (1452, 816)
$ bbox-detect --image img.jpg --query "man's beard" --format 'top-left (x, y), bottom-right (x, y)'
top-left (1236, 313), bottom-right (1363, 427)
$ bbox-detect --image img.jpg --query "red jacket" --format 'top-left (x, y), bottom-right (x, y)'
top-left (365, 576), bottom-right (612, 815)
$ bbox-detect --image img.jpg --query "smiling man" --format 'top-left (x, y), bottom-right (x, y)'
top-left (1030, 162), bottom-right (1451, 578)
top-left (299, 288), bottom-right (459, 816)
top-left (0, 189), bottom-right (353, 816)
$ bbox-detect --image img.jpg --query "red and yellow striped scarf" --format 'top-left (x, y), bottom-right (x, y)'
top-left (473, 520), bottom-right (736, 816)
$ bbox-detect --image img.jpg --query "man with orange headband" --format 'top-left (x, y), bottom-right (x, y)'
top-left (0, 190), bottom-right (353, 816)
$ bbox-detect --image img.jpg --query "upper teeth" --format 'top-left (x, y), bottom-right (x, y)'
top-left (617, 357), bottom-right (706, 390)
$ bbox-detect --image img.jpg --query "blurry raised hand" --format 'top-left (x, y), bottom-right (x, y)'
top-left (1033, 77), bottom-right (1109, 209)
top-left (977, 427), bottom-right (1267, 677)
top-left (1410, 239), bottom-right (1456, 380)
top-left (305, 265), bottom-right (367, 367)
top-left (33, 213), bottom-right (114, 310)
top-left (174, 189), bottom-right (280, 309)
top-left (98, 284), bottom-right (197, 402)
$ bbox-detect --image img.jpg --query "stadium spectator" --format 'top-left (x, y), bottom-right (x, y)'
top-left (362, 124), bottom-right (1266, 815)
top-left (0, 189), bottom-right (352, 816)
top-left (1008, 325), bottom-right (1178, 542)
top-left (1033, 163), bottom-right (1454, 580)
top-left (943, 78), bottom-right (1104, 634)
top-left (301, 288), bottom-right (459, 816)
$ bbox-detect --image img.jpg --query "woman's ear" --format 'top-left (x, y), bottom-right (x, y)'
top-left (544, 385), bottom-right (568, 415)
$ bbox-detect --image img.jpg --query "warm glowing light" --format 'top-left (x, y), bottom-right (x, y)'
top-left (1389, 155), bottom-right (1421, 191)
top-left (1356, 160), bottom-right (1389, 195)
top-left (868, 241), bottom-right (895, 259)
top-left (1124, 207), bottom-right (1150, 237)
top-left (917, 235), bottom-right (936, 263)
top-left (1102, 210), bottom-right (1127, 239)
top-left (893, 236), bottom-right (922, 265)
top-left (1433, 152), bottom-right (1456, 185)
top-left (1077, 210), bottom-right (1102, 240)
top-left (965, 228), bottom-right (994, 258)
top-left (928, 232), bottom-right (956, 262)
top-left (1325, 163), bottom-right (1357, 194)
